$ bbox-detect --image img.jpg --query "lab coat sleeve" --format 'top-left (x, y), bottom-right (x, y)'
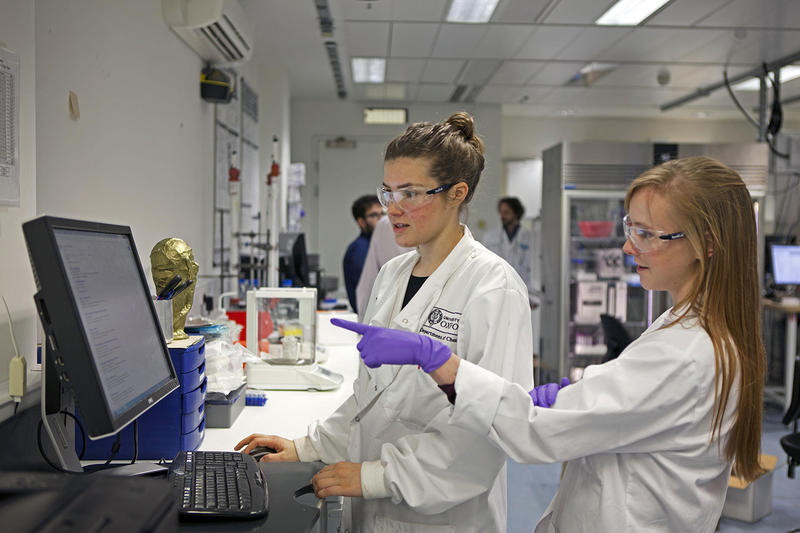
top-left (449, 332), bottom-right (706, 464)
top-left (376, 286), bottom-right (534, 514)
top-left (296, 392), bottom-right (359, 464)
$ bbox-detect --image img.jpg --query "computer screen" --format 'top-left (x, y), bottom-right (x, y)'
top-left (23, 216), bottom-right (179, 440)
top-left (771, 244), bottom-right (800, 285)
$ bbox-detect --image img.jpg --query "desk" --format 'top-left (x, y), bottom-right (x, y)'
top-left (763, 298), bottom-right (800, 410)
top-left (201, 344), bottom-right (359, 450)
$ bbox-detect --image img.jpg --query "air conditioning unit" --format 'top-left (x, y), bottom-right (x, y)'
top-left (163, 0), bottom-right (253, 65)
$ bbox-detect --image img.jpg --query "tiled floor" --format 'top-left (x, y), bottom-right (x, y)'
top-left (507, 403), bottom-right (800, 532)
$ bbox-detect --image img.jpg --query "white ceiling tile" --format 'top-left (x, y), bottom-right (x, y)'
top-left (597, 28), bottom-right (724, 63)
top-left (421, 59), bottom-right (466, 83)
top-left (490, 60), bottom-right (546, 84)
top-left (474, 85), bottom-right (524, 103)
top-left (390, 0), bottom-right (449, 21)
top-left (416, 84), bottom-right (455, 102)
top-left (340, 0), bottom-right (392, 20)
top-left (343, 22), bottom-right (391, 57)
top-left (681, 29), bottom-right (800, 64)
top-left (539, 86), bottom-right (589, 105)
top-left (390, 23), bottom-right (439, 57)
top-left (491, 0), bottom-right (553, 23)
top-left (471, 25), bottom-right (534, 59)
top-left (457, 59), bottom-right (502, 85)
top-left (515, 26), bottom-right (583, 60)
top-left (696, 0), bottom-right (800, 29)
top-left (513, 86), bottom-right (555, 104)
top-left (386, 59), bottom-right (427, 83)
top-left (529, 63), bottom-right (584, 85)
top-left (431, 24), bottom-right (488, 58)
top-left (646, 0), bottom-right (733, 26)
top-left (363, 83), bottom-right (409, 100)
top-left (543, 0), bottom-right (613, 24)
top-left (555, 27), bottom-right (631, 60)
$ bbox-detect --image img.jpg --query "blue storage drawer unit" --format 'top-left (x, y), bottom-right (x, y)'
top-left (78, 338), bottom-right (207, 460)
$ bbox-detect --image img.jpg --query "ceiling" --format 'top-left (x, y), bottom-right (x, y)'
top-left (241, 0), bottom-right (800, 120)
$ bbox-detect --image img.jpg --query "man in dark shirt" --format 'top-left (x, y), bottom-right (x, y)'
top-left (343, 194), bottom-right (382, 314)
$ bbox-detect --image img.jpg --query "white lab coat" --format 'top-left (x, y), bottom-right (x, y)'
top-left (482, 225), bottom-right (534, 302)
top-left (355, 216), bottom-right (412, 321)
top-left (448, 307), bottom-right (738, 533)
top-left (294, 225), bottom-right (533, 533)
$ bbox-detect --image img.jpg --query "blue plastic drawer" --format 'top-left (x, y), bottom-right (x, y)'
top-left (182, 378), bottom-right (207, 413)
top-left (179, 361), bottom-right (205, 391)
top-left (181, 419), bottom-right (206, 451)
top-left (182, 403), bottom-right (205, 434)
top-left (169, 340), bottom-right (205, 374)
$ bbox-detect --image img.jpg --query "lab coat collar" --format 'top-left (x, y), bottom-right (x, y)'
top-left (363, 225), bottom-right (476, 387)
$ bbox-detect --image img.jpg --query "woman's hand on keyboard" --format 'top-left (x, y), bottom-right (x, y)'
top-left (234, 434), bottom-right (298, 462)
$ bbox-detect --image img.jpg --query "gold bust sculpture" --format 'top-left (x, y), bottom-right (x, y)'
top-left (150, 238), bottom-right (199, 340)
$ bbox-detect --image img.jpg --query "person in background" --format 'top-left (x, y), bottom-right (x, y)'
top-left (483, 197), bottom-right (536, 305)
top-left (354, 215), bottom-right (412, 321)
top-left (343, 194), bottom-right (382, 314)
top-left (236, 112), bottom-right (534, 533)
top-left (337, 156), bottom-right (766, 533)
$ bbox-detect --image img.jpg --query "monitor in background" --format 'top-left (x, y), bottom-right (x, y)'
top-left (23, 216), bottom-right (179, 472)
top-left (771, 244), bottom-right (800, 286)
top-left (278, 232), bottom-right (309, 287)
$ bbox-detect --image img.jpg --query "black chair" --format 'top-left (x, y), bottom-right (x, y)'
top-left (781, 355), bottom-right (800, 479)
top-left (600, 314), bottom-right (632, 363)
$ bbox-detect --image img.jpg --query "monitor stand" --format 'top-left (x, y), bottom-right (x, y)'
top-left (246, 361), bottom-right (343, 391)
top-left (40, 340), bottom-right (167, 476)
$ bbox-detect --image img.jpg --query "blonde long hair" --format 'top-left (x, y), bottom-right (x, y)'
top-left (625, 156), bottom-right (766, 481)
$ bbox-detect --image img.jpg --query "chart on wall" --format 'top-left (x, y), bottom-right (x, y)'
top-left (0, 47), bottom-right (20, 206)
top-left (240, 78), bottom-right (259, 238)
top-left (213, 67), bottom-right (240, 271)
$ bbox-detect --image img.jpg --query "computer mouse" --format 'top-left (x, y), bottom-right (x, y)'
top-left (248, 446), bottom-right (277, 460)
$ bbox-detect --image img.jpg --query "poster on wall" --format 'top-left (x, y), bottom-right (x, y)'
top-left (0, 47), bottom-right (20, 206)
top-left (213, 68), bottom-right (239, 272)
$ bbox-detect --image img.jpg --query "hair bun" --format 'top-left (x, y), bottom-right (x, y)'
top-left (446, 112), bottom-right (475, 140)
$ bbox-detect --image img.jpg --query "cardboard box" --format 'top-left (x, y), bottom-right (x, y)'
top-left (721, 454), bottom-right (778, 522)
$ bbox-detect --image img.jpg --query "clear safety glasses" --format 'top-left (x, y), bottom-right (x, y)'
top-left (377, 182), bottom-right (454, 211)
top-left (622, 214), bottom-right (685, 253)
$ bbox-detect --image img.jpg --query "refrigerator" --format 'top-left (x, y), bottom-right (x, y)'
top-left (539, 141), bottom-right (768, 384)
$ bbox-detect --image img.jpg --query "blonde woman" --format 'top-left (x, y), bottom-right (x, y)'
top-left (337, 156), bottom-right (766, 532)
top-left (238, 113), bottom-right (533, 532)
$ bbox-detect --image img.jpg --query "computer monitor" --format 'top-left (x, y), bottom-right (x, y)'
top-left (771, 244), bottom-right (800, 285)
top-left (23, 216), bottom-right (179, 469)
top-left (278, 232), bottom-right (309, 287)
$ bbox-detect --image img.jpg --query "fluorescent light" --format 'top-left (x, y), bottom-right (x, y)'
top-left (446, 0), bottom-right (500, 23)
top-left (732, 65), bottom-right (800, 91)
top-left (364, 108), bottom-right (408, 125)
top-left (596, 0), bottom-right (670, 26)
top-left (351, 58), bottom-right (385, 83)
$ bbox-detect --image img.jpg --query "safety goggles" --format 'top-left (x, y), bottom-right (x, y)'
top-left (377, 183), bottom-right (454, 211)
top-left (622, 214), bottom-right (685, 253)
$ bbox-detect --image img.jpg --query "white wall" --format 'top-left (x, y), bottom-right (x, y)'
top-left (0, 0), bottom-right (37, 408)
top-left (0, 0), bottom-right (289, 417)
top-left (291, 101), bottom-right (503, 268)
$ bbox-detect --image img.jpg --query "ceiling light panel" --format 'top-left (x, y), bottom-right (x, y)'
top-left (364, 108), bottom-right (408, 125)
top-left (446, 0), bottom-right (500, 23)
top-left (595, 0), bottom-right (671, 26)
top-left (733, 66), bottom-right (800, 91)
top-left (352, 58), bottom-right (386, 83)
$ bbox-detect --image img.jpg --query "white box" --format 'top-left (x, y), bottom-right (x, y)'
top-left (721, 454), bottom-right (778, 522)
top-left (575, 281), bottom-right (607, 323)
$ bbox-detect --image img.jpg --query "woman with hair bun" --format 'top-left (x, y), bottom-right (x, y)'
top-left (337, 156), bottom-right (767, 533)
top-left (237, 112), bottom-right (534, 532)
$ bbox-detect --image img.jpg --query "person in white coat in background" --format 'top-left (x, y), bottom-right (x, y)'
top-left (336, 156), bottom-right (767, 533)
top-left (236, 112), bottom-right (534, 533)
top-left (482, 197), bottom-right (535, 303)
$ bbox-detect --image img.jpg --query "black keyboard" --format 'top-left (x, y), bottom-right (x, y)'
top-left (168, 450), bottom-right (269, 519)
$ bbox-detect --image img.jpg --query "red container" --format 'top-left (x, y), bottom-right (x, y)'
top-left (578, 220), bottom-right (614, 238)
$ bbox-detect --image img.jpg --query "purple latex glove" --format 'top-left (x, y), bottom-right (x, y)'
top-left (528, 377), bottom-right (570, 408)
top-left (331, 318), bottom-right (452, 373)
